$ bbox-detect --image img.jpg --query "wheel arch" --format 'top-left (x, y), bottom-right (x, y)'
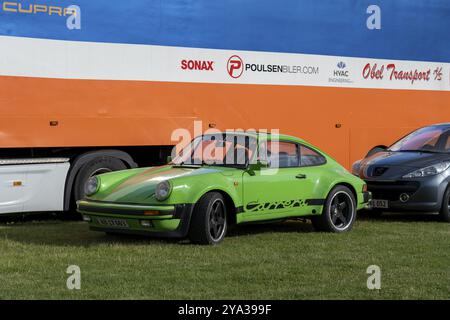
top-left (365, 145), bottom-right (388, 158)
top-left (194, 188), bottom-right (239, 226)
top-left (63, 149), bottom-right (137, 211)
top-left (330, 182), bottom-right (358, 202)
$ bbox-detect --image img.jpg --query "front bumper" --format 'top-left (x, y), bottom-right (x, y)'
top-left (366, 175), bottom-right (448, 212)
top-left (77, 200), bottom-right (194, 238)
top-left (362, 191), bottom-right (372, 206)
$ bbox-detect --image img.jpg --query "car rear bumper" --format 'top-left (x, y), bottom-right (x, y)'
top-left (362, 191), bottom-right (371, 203)
top-left (353, 191), bottom-right (371, 211)
top-left (366, 175), bottom-right (448, 212)
top-left (77, 200), bottom-right (194, 238)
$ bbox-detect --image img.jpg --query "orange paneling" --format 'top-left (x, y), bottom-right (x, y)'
top-left (0, 76), bottom-right (449, 168)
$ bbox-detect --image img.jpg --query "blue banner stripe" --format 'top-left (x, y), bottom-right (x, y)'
top-left (0, 0), bottom-right (449, 62)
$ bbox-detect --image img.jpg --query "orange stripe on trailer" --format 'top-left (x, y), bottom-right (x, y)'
top-left (0, 75), bottom-right (449, 168)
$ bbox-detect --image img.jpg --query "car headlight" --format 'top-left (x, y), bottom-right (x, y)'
top-left (351, 160), bottom-right (361, 176)
top-left (84, 176), bottom-right (100, 196)
top-left (155, 180), bottom-right (172, 201)
top-left (403, 162), bottom-right (450, 179)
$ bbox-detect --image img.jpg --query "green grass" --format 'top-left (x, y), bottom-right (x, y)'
top-left (0, 213), bottom-right (449, 299)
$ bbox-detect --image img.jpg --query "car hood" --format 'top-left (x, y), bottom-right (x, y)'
top-left (358, 151), bottom-right (450, 179)
top-left (91, 165), bottom-right (231, 204)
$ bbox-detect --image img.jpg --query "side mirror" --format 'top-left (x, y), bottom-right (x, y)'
top-left (166, 155), bottom-right (172, 164)
top-left (247, 159), bottom-right (269, 175)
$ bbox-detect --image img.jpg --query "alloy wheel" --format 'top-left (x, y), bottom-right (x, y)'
top-left (329, 191), bottom-right (354, 230)
top-left (208, 199), bottom-right (226, 241)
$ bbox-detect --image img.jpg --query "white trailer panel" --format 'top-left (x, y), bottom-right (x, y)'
top-left (0, 159), bottom-right (70, 214)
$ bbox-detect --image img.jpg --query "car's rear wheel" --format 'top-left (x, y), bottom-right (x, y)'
top-left (189, 192), bottom-right (228, 245)
top-left (311, 186), bottom-right (356, 232)
top-left (438, 186), bottom-right (450, 222)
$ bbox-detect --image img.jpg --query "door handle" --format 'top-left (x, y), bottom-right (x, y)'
top-left (295, 174), bottom-right (307, 179)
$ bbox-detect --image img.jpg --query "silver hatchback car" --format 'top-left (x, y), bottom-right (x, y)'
top-left (352, 123), bottom-right (450, 222)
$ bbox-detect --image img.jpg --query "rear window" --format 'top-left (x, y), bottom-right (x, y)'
top-left (259, 141), bottom-right (325, 168)
top-left (265, 141), bottom-right (300, 168)
top-left (300, 145), bottom-right (326, 166)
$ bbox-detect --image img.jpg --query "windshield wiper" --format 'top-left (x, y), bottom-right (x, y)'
top-left (172, 159), bottom-right (211, 167)
top-left (172, 161), bottom-right (200, 168)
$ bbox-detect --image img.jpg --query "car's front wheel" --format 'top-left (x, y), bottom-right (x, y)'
top-left (311, 185), bottom-right (356, 232)
top-left (438, 186), bottom-right (450, 222)
top-left (189, 192), bottom-right (228, 245)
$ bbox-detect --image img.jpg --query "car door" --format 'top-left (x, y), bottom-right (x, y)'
top-left (242, 140), bottom-right (321, 222)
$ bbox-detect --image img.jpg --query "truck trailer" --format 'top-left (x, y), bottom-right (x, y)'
top-left (0, 0), bottom-right (449, 214)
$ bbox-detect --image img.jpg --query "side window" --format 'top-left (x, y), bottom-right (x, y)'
top-left (264, 141), bottom-right (300, 168)
top-left (300, 145), bottom-right (326, 166)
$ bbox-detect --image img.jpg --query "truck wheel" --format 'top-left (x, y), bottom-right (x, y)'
top-left (438, 186), bottom-right (450, 222)
top-left (189, 192), bottom-right (228, 245)
top-left (73, 156), bottom-right (127, 203)
top-left (311, 186), bottom-right (356, 232)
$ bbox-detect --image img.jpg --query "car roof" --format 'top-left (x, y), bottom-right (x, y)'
top-left (429, 123), bottom-right (450, 128)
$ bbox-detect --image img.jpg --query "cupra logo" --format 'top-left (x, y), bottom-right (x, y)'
top-left (227, 55), bottom-right (244, 78)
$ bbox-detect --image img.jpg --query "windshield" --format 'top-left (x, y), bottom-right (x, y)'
top-left (389, 126), bottom-right (450, 153)
top-left (172, 133), bottom-right (257, 168)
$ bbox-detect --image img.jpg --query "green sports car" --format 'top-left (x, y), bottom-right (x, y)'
top-left (77, 132), bottom-right (370, 244)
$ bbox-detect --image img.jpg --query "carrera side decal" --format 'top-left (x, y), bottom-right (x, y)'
top-left (245, 198), bottom-right (324, 212)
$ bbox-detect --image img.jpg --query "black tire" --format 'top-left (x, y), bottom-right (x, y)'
top-left (65, 157), bottom-right (126, 220)
top-left (189, 192), bottom-right (228, 245)
top-left (73, 156), bottom-right (127, 202)
top-left (438, 186), bottom-right (450, 222)
top-left (311, 185), bottom-right (357, 232)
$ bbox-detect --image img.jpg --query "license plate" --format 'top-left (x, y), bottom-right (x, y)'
top-left (370, 199), bottom-right (389, 209)
top-left (96, 217), bottom-right (129, 228)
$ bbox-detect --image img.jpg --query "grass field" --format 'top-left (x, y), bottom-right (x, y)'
top-left (0, 213), bottom-right (448, 300)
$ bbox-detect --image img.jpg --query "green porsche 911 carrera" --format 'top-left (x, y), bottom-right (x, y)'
top-left (77, 132), bottom-right (370, 244)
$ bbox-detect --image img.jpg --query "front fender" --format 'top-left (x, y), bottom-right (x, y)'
top-left (88, 167), bottom-right (147, 201)
top-left (167, 172), bottom-right (243, 208)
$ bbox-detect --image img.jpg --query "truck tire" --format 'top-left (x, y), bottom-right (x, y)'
top-left (73, 156), bottom-right (127, 204)
top-left (189, 192), bottom-right (228, 245)
top-left (311, 185), bottom-right (356, 232)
